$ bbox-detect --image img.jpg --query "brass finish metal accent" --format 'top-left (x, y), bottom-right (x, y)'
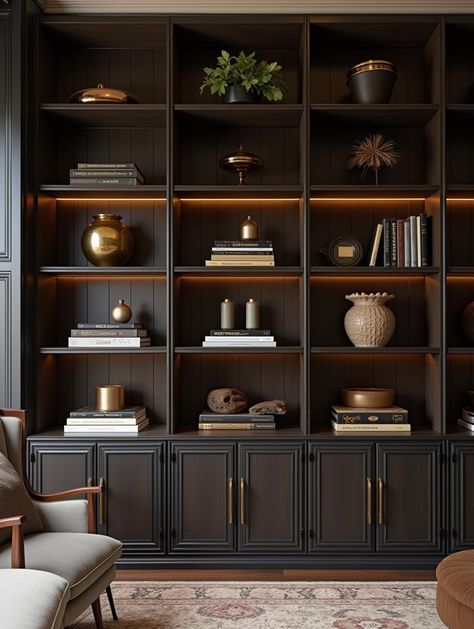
top-left (245, 298), bottom-right (260, 330)
top-left (99, 477), bottom-right (105, 525)
top-left (220, 298), bottom-right (235, 330)
top-left (81, 214), bottom-right (134, 267)
top-left (96, 384), bottom-right (125, 411)
top-left (68, 83), bottom-right (140, 104)
top-left (111, 299), bottom-right (132, 323)
top-left (228, 477), bottom-right (234, 525)
top-left (347, 60), bottom-right (397, 79)
top-left (378, 478), bottom-right (384, 525)
top-left (367, 477), bottom-right (372, 525)
top-left (87, 477), bottom-right (93, 487)
top-left (240, 477), bottom-right (245, 525)
top-left (342, 388), bottom-right (395, 408)
top-left (240, 215), bottom-right (259, 240)
top-left (219, 145), bottom-right (264, 185)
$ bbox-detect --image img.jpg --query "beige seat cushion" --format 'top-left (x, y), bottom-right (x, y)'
top-left (436, 549), bottom-right (474, 629)
top-left (0, 532), bottom-right (122, 600)
top-left (0, 568), bottom-right (69, 629)
top-left (0, 452), bottom-right (44, 545)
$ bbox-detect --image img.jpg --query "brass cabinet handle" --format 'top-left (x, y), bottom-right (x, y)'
top-left (99, 477), bottom-right (105, 525)
top-left (378, 478), bottom-right (384, 525)
top-left (87, 477), bottom-right (93, 487)
top-left (367, 477), bottom-right (372, 526)
top-left (240, 478), bottom-right (245, 525)
top-left (228, 477), bottom-right (234, 525)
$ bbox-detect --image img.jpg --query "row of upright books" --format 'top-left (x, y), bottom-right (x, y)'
top-left (202, 329), bottom-right (276, 348)
top-left (206, 239), bottom-right (274, 267)
top-left (68, 323), bottom-right (151, 348)
top-left (199, 410), bottom-right (276, 430)
top-left (69, 162), bottom-right (144, 186)
top-left (369, 213), bottom-right (429, 267)
top-left (64, 405), bottom-right (149, 434)
top-left (458, 408), bottom-right (474, 432)
top-left (331, 405), bottom-right (410, 432)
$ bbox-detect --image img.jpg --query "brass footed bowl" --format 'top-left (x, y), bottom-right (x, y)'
top-left (342, 387), bottom-right (395, 408)
top-left (68, 83), bottom-right (140, 104)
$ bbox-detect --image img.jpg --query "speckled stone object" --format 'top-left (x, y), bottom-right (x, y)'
top-left (344, 292), bottom-right (395, 348)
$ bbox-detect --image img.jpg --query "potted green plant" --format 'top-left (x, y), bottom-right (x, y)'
top-left (200, 50), bottom-right (286, 104)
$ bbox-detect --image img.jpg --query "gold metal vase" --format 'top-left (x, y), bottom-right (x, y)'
top-left (81, 214), bottom-right (134, 267)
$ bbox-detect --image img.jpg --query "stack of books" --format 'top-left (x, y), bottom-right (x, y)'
top-left (199, 410), bottom-right (276, 430)
top-left (64, 405), bottom-right (148, 434)
top-left (202, 329), bottom-right (276, 348)
top-left (457, 408), bottom-right (474, 432)
top-left (368, 213), bottom-right (429, 267)
top-left (68, 323), bottom-right (151, 349)
top-left (69, 162), bottom-right (144, 186)
top-left (206, 240), bottom-right (274, 267)
top-left (331, 405), bottom-right (410, 432)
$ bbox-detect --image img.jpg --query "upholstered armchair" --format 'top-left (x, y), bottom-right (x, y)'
top-left (0, 408), bottom-right (122, 629)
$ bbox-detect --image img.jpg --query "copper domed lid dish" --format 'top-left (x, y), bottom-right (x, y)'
top-left (68, 83), bottom-right (140, 104)
top-left (219, 145), bottom-right (264, 185)
top-left (346, 60), bottom-right (397, 81)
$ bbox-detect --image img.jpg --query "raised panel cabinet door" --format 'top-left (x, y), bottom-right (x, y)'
top-left (97, 443), bottom-right (164, 555)
top-left (238, 442), bottom-right (304, 553)
top-left (450, 443), bottom-right (474, 551)
top-left (308, 443), bottom-right (374, 553)
top-left (28, 442), bottom-right (95, 496)
top-left (169, 442), bottom-right (236, 553)
top-left (376, 443), bottom-right (442, 553)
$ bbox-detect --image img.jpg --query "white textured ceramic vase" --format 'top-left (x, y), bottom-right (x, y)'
top-left (344, 292), bottom-right (395, 347)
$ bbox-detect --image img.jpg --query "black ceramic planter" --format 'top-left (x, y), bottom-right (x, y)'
top-left (347, 69), bottom-right (397, 104)
top-left (225, 84), bottom-right (259, 104)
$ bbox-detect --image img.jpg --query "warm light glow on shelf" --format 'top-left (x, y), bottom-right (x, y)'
top-left (178, 198), bottom-right (300, 202)
top-left (55, 198), bottom-right (166, 202)
top-left (310, 197), bottom-right (427, 202)
top-left (446, 198), bottom-right (474, 202)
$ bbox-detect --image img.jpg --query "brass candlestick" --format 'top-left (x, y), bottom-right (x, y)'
top-left (219, 145), bottom-right (264, 185)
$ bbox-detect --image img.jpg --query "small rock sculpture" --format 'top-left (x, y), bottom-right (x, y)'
top-left (207, 388), bottom-right (249, 414)
top-left (249, 400), bottom-right (287, 415)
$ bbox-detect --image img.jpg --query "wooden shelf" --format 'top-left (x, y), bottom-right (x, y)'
top-left (40, 267), bottom-right (167, 276)
top-left (175, 346), bottom-right (303, 354)
top-left (175, 104), bottom-right (303, 127)
top-left (311, 266), bottom-right (439, 276)
top-left (311, 104), bottom-right (439, 126)
top-left (40, 104), bottom-right (167, 127)
top-left (446, 185), bottom-right (474, 199)
top-left (447, 104), bottom-right (474, 126)
top-left (30, 424), bottom-right (170, 439)
top-left (40, 347), bottom-right (167, 354)
top-left (311, 347), bottom-right (440, 354)
top-left (174, 185), bottom-right (303, 199)
top-left (447, 267), bottom-right (474, 275)
top-left (40, 185), bottom-right (167, 200)
top-left (173, 425), bottom-right (305, 438)
top-left (310, 425), bottom-right (442, 438)
top-left (448, 348), bottom-right (474, 354)
top-left (174, 266), bottom-right (302, 276)
top-left (310, 185), bottom-right (439, 199)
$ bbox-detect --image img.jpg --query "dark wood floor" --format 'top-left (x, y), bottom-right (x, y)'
top-left (116, 569), bottom-right (436, 581)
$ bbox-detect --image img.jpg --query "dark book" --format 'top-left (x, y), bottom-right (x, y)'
top-left (409, 215), bottom-right (418, 267)
top-left (390, 217), bottom-right (397, 266)
top-left (199, 411), bottom-right (275, 423)
top-left (69, 177), bottom-right (141, 186)
top-left (199, 422), bottom-right (276, 430)
top-left (77, 323), bottom-right (142, 329)
top-left (331, 406), bottom-right (408, 424)
top-left (382, 217), bottom-right (391, 267)
top-left (404, 219), bottom-right (411, 267)
top-left (396, 219), bottom-right (405, 267)
top-left (214, 240), bottom-right (272, 248)
top-left (419, 213), bottom-right (429, 266)
top-left (70, 169), bottom-right (144, 183)
top-left (210, 250), bottom-right (274, 256)
top-left (209, 330), bottom-right (271, 336)
top-left (70, 329), bottom-right (148, 337)
top-left (78, 162), bottom-right (138, 170)
top-left (69, 405), bottom-right (146, 418)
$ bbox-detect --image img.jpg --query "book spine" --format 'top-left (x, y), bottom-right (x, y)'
top-left (77, 163), bottom-right (137, 169)
top-left (210, 251), bottom-right (274, 257)
top-left (331, 411), bottom-right (408, 424)
top-left (68, 337), bottom-right (150, 347)
top-left (382, 218), bottom-right (391, 267)
top-left (69, 410), bottom-right (145, 418)
top-left (199, 423), bottom-right (276, 430)
top-left (420, 213), bottom-right (429, 266)
top-left (202, 341), bottom-right (277, 347)
top-left (70, 169), bottom-right (143, 179)
top-left (69, 177), bottom-right (140, 185)
top-left (211, 255), bottom-right (275, 260)
top-left (368, 223), bottom-right (383, 267)
top-left (77, 323), bottom-right (142, 329)
top-left (331, 421), bottom-right (411, 432)
top-left (204, 336), bottom-right (274, 342)
top-left (205, 261), bottom-right (275, 267)
top-left (416, 215), bottom-right (422, 266)
top-left (199, 416), bottom-right (275, 423)
top-left (404, 220), bottom-right (411, 267)
top-left (212, 247), bottom-right (273, 253)
top-left (209, 330), bottom-right (271, 336)
top-left (410, 215), bottom-right (418, 267)
top-left (390, 217), bottom-right (397, 266)
top-left (70, 329), bottom-right (146, 337)
top-left (67, 417), bottom-right (143, 425)
top-left (396, 219), bottom-right (405, 267)
top-left (214, 241), bottom-right (272, 247)
top-left (64, 421), bottom-right (149, 433)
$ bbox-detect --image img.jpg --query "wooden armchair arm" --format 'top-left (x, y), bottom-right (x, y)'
top-left (0, 515), bottom-right (25, 568)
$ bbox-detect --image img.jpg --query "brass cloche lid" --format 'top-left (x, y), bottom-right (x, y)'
top-left (68, 83), bottom-right (140, 104)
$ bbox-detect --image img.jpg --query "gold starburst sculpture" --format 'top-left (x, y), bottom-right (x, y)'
top-left (347, 133), bottom-right (400, 185)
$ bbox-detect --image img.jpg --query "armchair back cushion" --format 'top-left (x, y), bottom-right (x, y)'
top-left (0, 416), bottom-right (24, 478)
top-left (0, 452), bottom-right (44, 545)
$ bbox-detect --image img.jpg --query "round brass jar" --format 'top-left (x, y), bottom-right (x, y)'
top-left (342, 387), bottom-right (395, 408)
top-left (96, 385), bottom-right (125, 411)
top-left (81, 214), bottom-right (134, 267)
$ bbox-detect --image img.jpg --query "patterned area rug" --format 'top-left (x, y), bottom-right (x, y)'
top-left (73, 581), bottom-right (443, 628)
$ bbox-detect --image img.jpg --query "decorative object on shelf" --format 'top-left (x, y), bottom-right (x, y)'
top-left (462, 301), bottom-right (474, 342)
top-left (245, 298), bottom-right (260, 329)
top-left (459, 406), bottom-right (474, 432)
top-left (346, 60), bottom-right (397, 104)
top-left (331, 404), bottom-right (409, 432)
top-left (81, 213), bottom-right (134, 267)
top-left (378, 214), bottom-right (429, 268)
top-left (203, 328), bottom-right (276, 348)
top-left (96, 384), bottom-right (125, 411)
top-left (70, 162), bottom-right (144, 186)
top-left (320, 235), bottom-right (363, 267)
top-left (207, 388), bottom-right (249, 414)
top-left (69, 322), bottom-right (150, 348)
top-left (219, 144), bottom-right (264, 185)
top-left (240, 216), bottom-right (259, 241)
top-left (112, 299), bottom-right (132, 324)
top-left (342, 387), bottom-right (395, 408)
top-left (65, 404), bottom-right (148, 434)
top-left (200, 50), bottom-right (285, 103)
top-left (249, 399), bottom-right (287, 415)
top-left (347, 133), bottom-right (400, 185)
top-left (344, 292), bottom-right (395, 347)
top-left (220, 298), bottom-right (235, 330)
top-left (206, 237), bottom-right (274, 267)
top-left (68, 83), bottom-right (140, 104)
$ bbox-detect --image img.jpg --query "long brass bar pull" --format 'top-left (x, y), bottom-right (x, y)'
top-left (240, 478), bottom-right (245, 525)
top-left (99, 477), bottom-right (105, 525)
top-left (367, 478), bottom-right (372, 525)
top-left (228, 478), bottom-right (234, 525)
top-left (378, 478), bottom-right (384, 525)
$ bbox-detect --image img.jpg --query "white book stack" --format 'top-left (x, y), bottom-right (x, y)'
top-left (68, 323), bottom-right (151, 348)
top-left (202, 330), bottom-right (276, 348)
top-left (64, 405), bottom-right (148, 434)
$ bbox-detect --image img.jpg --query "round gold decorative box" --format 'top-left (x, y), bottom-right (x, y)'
top-left (96, 385), bottom-right (125, 411)
top-left (342, 387), bottom-right (395, 408)
top-left (68, 83), bottom-right (140, 104)
top-left (81, 214), bottom-right (134, 267)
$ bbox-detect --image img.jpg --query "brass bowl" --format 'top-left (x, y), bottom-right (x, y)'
top-left (81, 214), bottom-right (134, 267)
top-left (219, 144), bottom-right (264, 185)
top-left (342, 387), bottom-right (395, 408)
top-left (68, 83), bottom-right (140, 104)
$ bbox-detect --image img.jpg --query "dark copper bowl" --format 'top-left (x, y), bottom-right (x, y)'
top-left (342, 387), bottom-right (395, 408)
top-left (68, 83), bottom-right (140, 104)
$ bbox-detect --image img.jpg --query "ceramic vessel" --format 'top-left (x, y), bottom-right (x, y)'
top-left (225, 84), bottom-right (259, 104)
top-left (81, 214), bottom-right (134, 267)
top-left (346, 60), bottom-right (397, 104)
top-left (342, 387), bottom-right (395, 408)
top-left (112, 299), bottom-right (132, 323)
top-left (462, 301), bottom-right (474, 342)
top-left (344, 292), bottom-right (395, 347)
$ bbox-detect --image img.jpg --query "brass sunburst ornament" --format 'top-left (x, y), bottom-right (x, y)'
top-left (347, 132), bottom-right (400, 185)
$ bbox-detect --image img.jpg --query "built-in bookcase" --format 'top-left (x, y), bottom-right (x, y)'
top-left (25, 14), bottom-right (474, 438)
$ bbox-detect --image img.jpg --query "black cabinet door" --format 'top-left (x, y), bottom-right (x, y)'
top-left (308, 443), bottom-right (374, 553)
top-left (450, 442), bottom-right (474, 551)
top-left (169, 442), bottom-right (236, 553)
top-left (376, 443), bottom-right (442, 553)
top-left (29, 442), bottom-right (95, 496)
top-left (238, 442), bottom-right (304, 553)
top-left (97, 443), bottom-right (164, 555)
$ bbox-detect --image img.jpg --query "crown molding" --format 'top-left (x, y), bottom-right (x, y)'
top-left (34, 0), bottom-right (474, 14)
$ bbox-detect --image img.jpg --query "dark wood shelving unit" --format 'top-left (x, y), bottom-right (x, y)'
top-left (40, 185), bottom-right (167, 199)
top-left (40, 266), bottom-right (167, 276)
top-left (311, 266), bottom-right (440, 275)
top-left (311, 347), bottom-right (440, 354)
top-left (40, 103), bottom-right (167, 127)
top-left (40, 347), bottom-right (167, 354)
